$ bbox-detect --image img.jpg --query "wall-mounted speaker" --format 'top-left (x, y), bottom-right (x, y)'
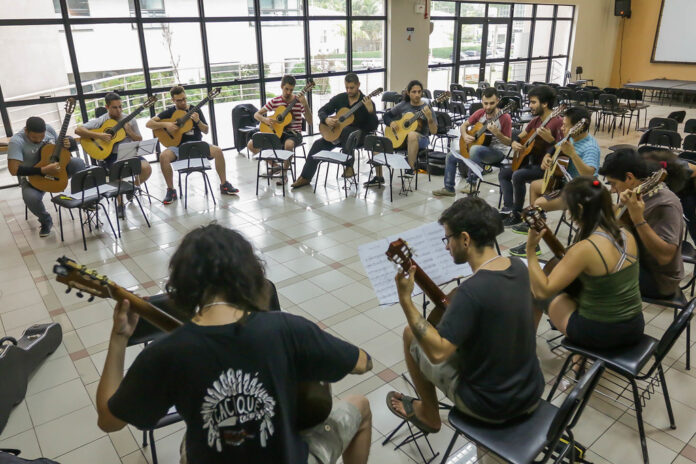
top-left (615, 0), bottom-right (631, 18)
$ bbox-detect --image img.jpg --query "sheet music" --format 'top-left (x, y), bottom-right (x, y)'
top-left (116, 139), bottom-right (158, 161)
top-left (449, 146), bottom-right (484, 180)
top-left (59, 183), bottom-right (117, 199)
top-left (359, 222), bottom-right (473, 306)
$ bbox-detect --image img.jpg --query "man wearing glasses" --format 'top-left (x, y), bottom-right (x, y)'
top-left (146, 85), bottom-right (238, 204)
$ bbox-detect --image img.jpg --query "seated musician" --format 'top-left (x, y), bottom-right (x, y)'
top-left (508, 107), bottom-right (600, 257)
top-left (146, 86), bottom-right (238, 204)
top-left (8, 116), bottom-right (86, 237)
top-left (499, 85), bottom-right (563, 228)
top-left (432, 87), bottom-right (512, 197)
top-left (95, 224), bottom-right (373, 464)
top-left (599, 149), bottom-right (685, 298)
top-left (291, 73), bottom-right (378, 189)
top-left (526, 177), bottom-right (644, 347)
top-left (75, 92), bottom-right (152, 218)
top-left (247, 75), bottom-right (312, 185)
top-left (387, 197), bottom-right (544, 433)
top-left (373, 80), bottom-right (437, 183)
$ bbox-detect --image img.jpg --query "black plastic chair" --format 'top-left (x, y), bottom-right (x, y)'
top-left (645, 129), bottom-right (682, 150)
top-left (51, 166), bottom-right (117, 251)
top-left (595, 94), bottom-right (628, 138)
top-left (684, 119), bottom-right (696, 134)
top-left (173, 141), bottom-right (216, 209)
top-left (104, 158), bottom-right (151, 237)
top-left (440, 361), bottom-right (605, 464)
top-left (642, 117), bottom-right (678, 132)
top-left (680, 151), bottom-right (696, 164)
top-left (642, 289), bottom-right (692, 370)
top-left (683, 134), bottom-right (696, 152)
top-left (251, 132), bottom-right (294, 197)
top-left (363, 135), bottom-right (411, 202)
top-left (313, 130), bottom-right (362, 197)
top-left (547, 300), bottom-right (695, 464)
top-left (667, 110), bottom-right (686, 124)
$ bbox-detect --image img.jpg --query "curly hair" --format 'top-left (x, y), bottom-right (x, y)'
top-left (165, 224), bottom-right (269, 317)
top-left (438, 197), bottom-right (503, 249)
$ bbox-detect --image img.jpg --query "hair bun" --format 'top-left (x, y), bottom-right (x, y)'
top-left (660, 161), bottom-right (668, 169)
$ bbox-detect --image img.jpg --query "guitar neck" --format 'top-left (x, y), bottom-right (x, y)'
top-left (541, 227), bottom-right (567, 259)
top-left (524, 112), bottom-right (555, 148)
top-left (408, 258), bottom-right (449, 310)
top-left (52, 112), bottom-right (73, 160)
top-left (114, 103), bottom-right (149, 131)
top-left (108, 284), bottom-right (183, 332)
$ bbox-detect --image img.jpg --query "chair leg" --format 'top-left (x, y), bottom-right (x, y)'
top-left (657, 363), bottom-right (676, 429)
top-left (134, 194), bottom-right (151, 228)
top-left (149, 429), bottom-right (158, 464)
top-left (58, 207), bottom-right (65, 243)
top-left (439, 430), bottom-right (459, 464)
top-left (78, 209), bottom-right (87, 251)
top-left (184, 173), bottom-right (189, 210)
top-left (256, 159), bottom-right (261, 196)
top-left (144, 182), bottom-right (152, 205)
top-left (141, 430), bottom-right (148, 447)
top-left (547, 355), bottom-right (575, 400)
top-left (99, 202), bottom-right (118, 240)
top-left (313, 164), bottom-right (321, 193)
top-left (630, 379), bottom-right (650, 464)
top-left (113, 198), bottom-right (121, 239)
top-left (389, 168), bottom-right (394, 203)
top-left (204, 173), bottom-right (217, 205)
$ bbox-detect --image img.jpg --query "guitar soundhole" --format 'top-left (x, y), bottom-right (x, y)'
top-left (338, 116), bottom-right (345, 123)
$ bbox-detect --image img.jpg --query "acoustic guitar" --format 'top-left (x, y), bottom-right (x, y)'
top-left (259, 79), bottom-right (315, 138)
top-left (459, 101), bottom-right (516, 159)
top-left (27, 98), bottom-right (76, 193)
top-left (614, 168), bottom-right (667, 223)
top-left (540, 118), bottom-right (587, 195)
top-left (385, 238), bottom-right (450, 326)
top-left (319, 88), bottom-right (383, 143)
top-left (52, 256), bottom-right (332, 430)
top-left (384, 92), bottom-right (451, 149)
top-left (511, 104), bottom-right (566, 171)
top-left (81, 96), bottom-right (157, 160)
top-left (154, 88), bottom-right (221, 147)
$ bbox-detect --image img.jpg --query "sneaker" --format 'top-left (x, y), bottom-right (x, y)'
top-left (363, 176), bottom-right (385, 187)
top-left (403, 169), bottom-right (415, 177)
top-left (116, 204), bottom-right (125, 220)
top-left (499, 207), bottom-right (512, 216)
top-left (163, 188), bottom-right (178, 205)
top-left (39, 221), bottom-right (52, 238)
top-left (502, 214), bottom-right (522, 227)
top-left (511, 222), bottom-right (529, 235)
top-left (509, 242), bottom-right (540, 257)
top-left (482, 165), bottom-right (494, 175)
top-left (432, 188), bottom-right (455, 197)
top-left (220, 181), bottom-right (239, 195)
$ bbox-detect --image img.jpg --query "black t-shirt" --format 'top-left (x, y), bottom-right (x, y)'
top-left (157, 106), bottom-right (207, 145)
top-left (437, 257), bottom-right (544, 421)
top-left (108, 312), bottom-right (359, 464)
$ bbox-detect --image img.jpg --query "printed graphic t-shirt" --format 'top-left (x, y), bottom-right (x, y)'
top-left (108, 312), bottom-right (359, 463)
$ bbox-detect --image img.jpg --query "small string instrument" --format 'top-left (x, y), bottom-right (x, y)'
top-left (459, 101), bottom-right (516, 158)
top-left (28, 98), bottom-right (76, 193)
top-left (385, 92), bottom-right (451, 149)
top-left (53, 256), bottom-right (332, 430)
top-left (511, 104), bottom-right (566, 171)
top-left (319, 88), bottom-right (383, 143)
top-left (614, 168), bottom-right (667, 223)
top-left (540, 118), bottom-right (587, 195)
top-left (259, 79), bottom-right (315, 137)
top-left (154, 88), bottom-right (221, 147)
top-left (385, 238), bottom-right (450, 325)
top-left (521, 206), bottom-right (582, 297)
top-left (81, 96), bottom-right (157, 160)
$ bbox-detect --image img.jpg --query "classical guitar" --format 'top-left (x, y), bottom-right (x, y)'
top-left (614, 168), bottom-right (667, 223)
top-left (27, 98), bottom-right (75, 193)
top-left (52, 256), bottom-right (332, 430)
top-left (154, 88), bottom-right (221, 147)
top-left (385, 238), bottom-right (450, 326)
top-left (521, 206), bottom-right (582, 297)
top-left (0, 323), bottom-right (62, 434)
top-left (540, 118), bottom-right (587, 195)
top-left (459, 101), bottom-right (516, 159)
top-left (319, 87), bottom-right (383, 143)
top-left (259, 79), bottom-right (315, 138)
top-left (511, 104), bottom-right (566, 171)
top-left (385, 92), bottom-right (451, 149)
top-left (81, 96), bottom-right (157, 160)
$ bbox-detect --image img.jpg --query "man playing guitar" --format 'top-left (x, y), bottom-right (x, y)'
top-left (96, 224), bottom-right (374, 464)
top-left (499, 85), bottom-right (563, 228)
top-left (508, 107), bottom-right (600, 257)
top-left (146, 86), bottom-right (239, 204)
top-left (247, 75), bottom-right (312, 185)
top-left (75, 92), bottom-right (152, 217)
top-left (387, 197), bottom-right (544, 440)
top-left (432, 87), bottom-right (512, 197)
top-left (7, 116), bottom-right (85, 237)
top-left (291, 73), bottom-right (378, 189)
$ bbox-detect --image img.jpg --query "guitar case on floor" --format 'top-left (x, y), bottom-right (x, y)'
top-left (0, 449), bottom-right (59, 464)
top-left (0, 323), bottom-right (63, 434)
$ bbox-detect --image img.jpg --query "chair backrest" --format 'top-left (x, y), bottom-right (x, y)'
top-left (684, 134), bottom-right (696, 151)
top-left (615, 88), bottom-right (632, 100)
top-left (603, 87), bottom-right (618, 95)
top-left (468, 102), bottom-right (483, 115)
top-left (382, 91), bottom-right (402, 104)
top-left (451, 90), bottom-right (465, 102)
top-left (574, 90), bottom-right (593, 105)
top-left (109, 157), bottom-right (142, 182)
top-left (363, 135), bottom-right (393, 155)
top-left (543, 361), bottom-right (605, 457)
top-left (499, 96), bottom-right (521, 113)
top-left (647, 129), bottom-right (682, 149)
top-left (448, 101), bottom-right (466, 116)
top-left (94, 107), bottom-right (107, 118)
top-left (680, 151), bottom-right (696, 163)
top-left (667, 110), bottom-right (686, 123)
top-left (342, 129), bottom-right (363, 162)
top-left (434, 111), bottom-right (453, 134)
top-left (179, 141), bottom-right (211, 160)
top-left (251, 132), bottom-right (281, 151)
top-left (70, 166), bottom-right (107, 194)
top-left (449, 83), bottom-right (464, 93)
top-left (463, 86), bottom-right (477, 98)
top-left (598, 94), bottom-right (618, 108)
top-left (648, 117), bottom-right (678, 132)
top-left (653, 298), bottom-right (695, 363)
top-left (231, 103), bottom-right (259, 150)
top-left (685, 119), bottom-right (696, 134)
top-left (422, 89), bottom-right (433, 99)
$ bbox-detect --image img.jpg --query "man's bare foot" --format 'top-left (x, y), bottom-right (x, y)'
top-left (388, 392), bottom-right (441, 432)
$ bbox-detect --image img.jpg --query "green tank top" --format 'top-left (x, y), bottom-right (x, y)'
top-left (576, 231), bottom-right (642, 323)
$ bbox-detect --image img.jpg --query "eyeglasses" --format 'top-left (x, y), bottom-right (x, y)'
top-left (442, 233), bottom-right (456, 246)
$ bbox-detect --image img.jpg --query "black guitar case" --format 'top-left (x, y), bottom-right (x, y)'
top-left (0, 449), bottom-right (59, 463)
top-left (0, 323), bottom-right (63, 435)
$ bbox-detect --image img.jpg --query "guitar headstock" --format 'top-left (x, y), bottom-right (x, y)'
top-left (209, 87), bottom-right (222, 99)
top-left (143, 96), bottom-right (158, 108)
top-left (551, 103), bottom-right (567, 118)
top-left (65, 97), bottom-right (76, 115)
top-left (521, 206), bottom-right (548, 233)
top-left (369, 88), bottom-right (384, 98)
top-left (435, 91), bottom-right (451, 103)
top-left (636, 168), bottom-right (667, 196)
top-left (568, 118), bottom-right (587, 138)
top-left (53, 256), bottom-right (113, 301)
top-left (385, 238), bottom-right (414, 272)
top-left (500, 100), bottom-right (517, 113)
top-left (305, 79), bottom-right (316, 91)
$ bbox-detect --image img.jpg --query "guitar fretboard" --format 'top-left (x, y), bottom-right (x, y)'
top-left (51, 110), bottom-right (73, 161)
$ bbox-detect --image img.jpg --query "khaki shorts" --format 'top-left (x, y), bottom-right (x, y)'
top-left (303, 401), bottom-right (362, 464)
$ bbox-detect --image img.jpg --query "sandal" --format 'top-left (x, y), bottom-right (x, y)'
top-left (386, 391), bottom-right (439, 434)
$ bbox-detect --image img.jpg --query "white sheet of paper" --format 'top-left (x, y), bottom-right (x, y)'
top-left (359, 221), bottom-right (473, 306)
top-left (449, 146), bottom-right (484, 180)
top-left (60, 183), bottom-right (117, 199)
top-left (116, 139), bottom-right (158, 162)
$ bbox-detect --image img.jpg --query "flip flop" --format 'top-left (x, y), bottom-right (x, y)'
top-left (385, 391), bottom-right (439, 434)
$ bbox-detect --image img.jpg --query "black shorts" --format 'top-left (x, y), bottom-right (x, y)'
top-left (566, 311), bottom-right (644, 350)
top-left (281, 130), bottom-right (303, 147)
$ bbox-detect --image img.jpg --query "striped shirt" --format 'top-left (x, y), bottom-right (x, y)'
top-left (264, 96), bottom-right (305, 131)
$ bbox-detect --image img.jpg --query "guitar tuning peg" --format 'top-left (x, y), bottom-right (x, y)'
top-left (76, 291), bottom-right (84, 298)
top-left (88, 295), bottom-right (95, 302)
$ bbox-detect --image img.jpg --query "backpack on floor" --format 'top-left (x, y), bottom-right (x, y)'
top-left (0, 450), bottom-right (60, 464)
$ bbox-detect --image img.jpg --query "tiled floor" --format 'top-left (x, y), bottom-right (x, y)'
top-left (1, 103), bottom-right (695, 463)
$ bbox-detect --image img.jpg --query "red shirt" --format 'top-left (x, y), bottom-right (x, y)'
top-left (264, 96), bottom-right (305, 131)
top-left (524, 115), bottom-right (564, 165)
top-left (467, 108), bottom-right (513, 137)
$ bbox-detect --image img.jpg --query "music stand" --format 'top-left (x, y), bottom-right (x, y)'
top-left (116, 138), bottom-right (158, 162)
